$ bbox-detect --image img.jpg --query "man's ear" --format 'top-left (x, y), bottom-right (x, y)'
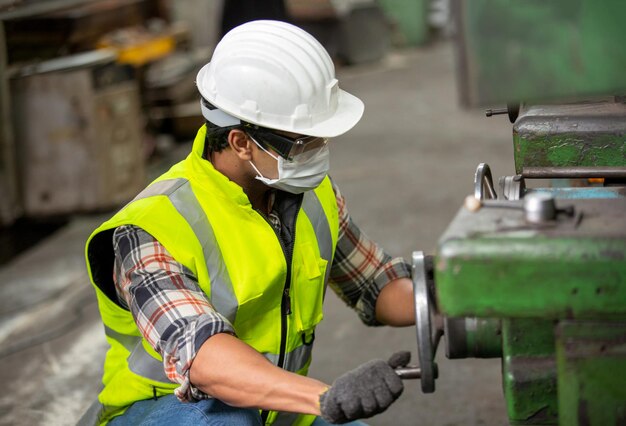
top-left (228, 129), bottom-right (253, 161)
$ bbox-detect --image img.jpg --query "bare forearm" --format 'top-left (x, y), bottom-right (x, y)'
top-left (189, 333), bottom-right (328, 415)
top-left (375, 277), bottom-right (415, 326)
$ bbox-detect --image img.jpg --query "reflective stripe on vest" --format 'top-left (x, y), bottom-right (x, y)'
top-left (131, 178), bottom-right (187, 201)
top-left (136, 178), bottom-right (239, 324)
top-left (76, 399), bottom-right (105, 426)
top-left (127, 342), bottom-right (171, 383)
top-left (103, 325), bottom-right (139, 352)
top-left (104, 326), bottom-right (171, 384)
top-left (301, 191), bottom-right (334, 269)
top-left (263, 342), bottom-right (313, 373)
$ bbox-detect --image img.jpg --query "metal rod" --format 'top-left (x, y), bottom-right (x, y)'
top-left (485, 108), bottom-right (508, 117)
top-left (396, 366), bottom-right (422, 380)
top-left (481, 200), bottom-right (523, 210)
top-left (522, 167), bottom-right (626, 179)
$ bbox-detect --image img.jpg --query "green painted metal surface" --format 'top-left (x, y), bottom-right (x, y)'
top-left (454, 0), bottom-right (626, 106)
top-left (502, 319), bottom-right (558, 425)
top-left (513, 102), bottom-right (626, 174)
top-left (378, 0), bottom-right (429, 46)
top-left (436, 199), bottom-right (626, 319)
top-left (556, 321), bottom-right (626, 425)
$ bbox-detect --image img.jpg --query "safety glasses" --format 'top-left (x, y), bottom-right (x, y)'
top-left (244, 124), bottom-right (328, 161)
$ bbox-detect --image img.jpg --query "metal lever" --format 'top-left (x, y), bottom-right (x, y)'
top-left (395, 366), bottom-right (421, 379)
top-left (395, 363), bottom-right (439, 380)
top-left (464, 194), bottom-right (575, 224)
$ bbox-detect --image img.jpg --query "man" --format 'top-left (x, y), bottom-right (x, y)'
top-left (85, 20), bottom-right (415, 425)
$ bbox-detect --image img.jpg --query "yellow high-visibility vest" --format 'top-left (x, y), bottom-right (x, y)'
top-left (85, 126), bottom-right (339, 425)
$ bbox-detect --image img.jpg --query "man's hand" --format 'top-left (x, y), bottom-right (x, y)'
top-left (319, 351), bottom-right (410, 424)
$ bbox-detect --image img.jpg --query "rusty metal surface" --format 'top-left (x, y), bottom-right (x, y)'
top-left (513, 101), bottom-right (626, 174)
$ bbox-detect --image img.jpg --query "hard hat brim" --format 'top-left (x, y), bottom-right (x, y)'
top-left (305, 89), bottom-right (364, 138)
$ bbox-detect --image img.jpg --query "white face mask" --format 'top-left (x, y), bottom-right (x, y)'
top-left (249, 138), bottom-right (330, 194)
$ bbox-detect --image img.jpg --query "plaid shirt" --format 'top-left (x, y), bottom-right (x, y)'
top-left (113, 183), bottom-right (411, 401)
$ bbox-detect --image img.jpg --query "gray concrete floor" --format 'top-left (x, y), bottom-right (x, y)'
top-left (0, 41), bottom-right (514, 425)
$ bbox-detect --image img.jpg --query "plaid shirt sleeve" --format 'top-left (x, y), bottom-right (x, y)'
top-left (112, 225), bottom-right (235, 402)
top-left (329, 183), bottom-right (412, 326)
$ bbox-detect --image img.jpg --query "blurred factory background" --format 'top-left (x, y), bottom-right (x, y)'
top-left (1, 1), bottom-right (625, 426)
top-left (0, 0), bottom-right (447, 233)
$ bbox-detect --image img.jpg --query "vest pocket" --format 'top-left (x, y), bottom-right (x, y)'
top-left (292, 243), bottom-right (327, 333)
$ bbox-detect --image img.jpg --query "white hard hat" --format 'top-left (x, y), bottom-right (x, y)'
top-left (196, 20), bottom-right (364, 138)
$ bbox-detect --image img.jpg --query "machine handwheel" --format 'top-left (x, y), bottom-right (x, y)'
top-left (412, 251), bottom-right (436, 393)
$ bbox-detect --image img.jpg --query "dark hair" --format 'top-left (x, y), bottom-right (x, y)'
top-left (202, 98), bottom-right (241, 156)
top-left (204, 120), bottom-right (235, 155)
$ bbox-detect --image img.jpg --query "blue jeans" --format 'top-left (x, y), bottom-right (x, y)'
top-left (108, 394), bottom-right (368, 425)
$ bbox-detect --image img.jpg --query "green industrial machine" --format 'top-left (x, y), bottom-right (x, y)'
top-left (403, 1), bottom-right (626, 425)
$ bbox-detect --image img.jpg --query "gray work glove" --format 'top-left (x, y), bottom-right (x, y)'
top-left (319, 351), bottom-right (410, 424)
